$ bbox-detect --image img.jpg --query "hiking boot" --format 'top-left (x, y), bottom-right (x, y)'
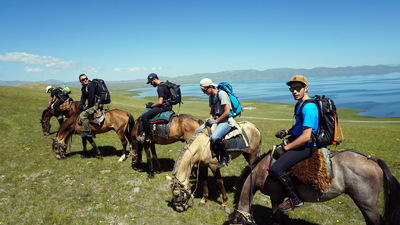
top-left (136, 135), bottom-right (150, 142)
top-left (278, 198), bottom-right (304, 212)
top-left (218, 156), bottom-right (231, 169)
top-left (79, 131), bottom-right (93, 138)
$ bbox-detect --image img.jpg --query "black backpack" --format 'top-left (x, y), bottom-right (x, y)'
top-left (91, 78), bottom-right (111, 104)
top-left (296, 95), bottom-right (343, 147)
top-left (163, 80), bottom-right (182, 105)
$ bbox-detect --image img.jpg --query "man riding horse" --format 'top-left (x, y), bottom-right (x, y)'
top-left (46, 85), bottom-right (70, 120)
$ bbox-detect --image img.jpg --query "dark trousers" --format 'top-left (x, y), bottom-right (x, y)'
top-left (141, 106), bottom-right (171, 138)
top-left (269, 145), bottom-right (315, 178)
top-left (53, 99), bottom-right (64, 116)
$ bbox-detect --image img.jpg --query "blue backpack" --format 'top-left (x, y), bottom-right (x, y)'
top-left (216, 82), bottom-right (242, 118)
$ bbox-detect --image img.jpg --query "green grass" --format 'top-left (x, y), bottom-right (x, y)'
top-left (0, 83), bottom-right (399, 225)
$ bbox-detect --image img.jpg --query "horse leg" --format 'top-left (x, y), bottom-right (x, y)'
top-left (150, 143), bottom-right (161, 174)
top-left (131, 142), bottom-right (142, 170)
top-left (117, 132), bottom-right (128, 162)
top-left (210, 167), bottom-right (228, 209)
top-left (87, 137), bottom-right (103, 160)
top-left (198, 166), bottom-right (209, 206)
top-left (143, 142), bottom-right (154, 178)
top-left (81, 137), bottom-right (88, 158)
top-left (347, 186), bottom-right (384, 225)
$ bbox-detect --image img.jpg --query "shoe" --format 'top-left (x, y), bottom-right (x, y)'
top-left (136, 135), bottom-right (145, 142)
top-left (218, 157), bottom-right (231, 169)
top-left (79, 131), bottom-right (93, 138)
top-left (278, 198), bottom-right (304, 212)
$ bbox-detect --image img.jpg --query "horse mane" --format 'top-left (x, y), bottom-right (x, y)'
top-left (176, 114), bottom-right (204, 125)
top-left (172, 128), bottom-right (208, 176)
top-left (233, 151), bottom-right (271, 208)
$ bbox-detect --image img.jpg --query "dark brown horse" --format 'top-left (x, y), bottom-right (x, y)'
top-left (131, 114), bottom-right (203, 178)
top-left (40, 100), bottom-right (81, 135)
top-left (169, 121), bottom-right (262, 212)
top-left (228, 150), bottom-right (400, 225)
top-left (52, 108), bottom-right (135, 161)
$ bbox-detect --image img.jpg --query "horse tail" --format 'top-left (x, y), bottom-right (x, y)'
top-left (377, 158), bottom-right (400, 225)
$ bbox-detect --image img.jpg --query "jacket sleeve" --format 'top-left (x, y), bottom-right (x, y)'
top-left (87, 82), bottom-right (96, 107)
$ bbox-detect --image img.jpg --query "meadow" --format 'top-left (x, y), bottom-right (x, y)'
top-left (0, 83), bottom-right (399, 225)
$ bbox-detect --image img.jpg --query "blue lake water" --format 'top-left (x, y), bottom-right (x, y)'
top-left (129, 73), bottom-right (400, 118)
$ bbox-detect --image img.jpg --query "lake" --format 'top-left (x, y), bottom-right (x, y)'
top-left (129, 73), bottom-right (400, 118)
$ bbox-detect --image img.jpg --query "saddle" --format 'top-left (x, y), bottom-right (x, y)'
top-left (270, 146), bottom-right (333, 190)
top-left (138, 109), bottom-right (176, 139)
top-left (78, 109), bottom-right (107, 126)
top-left (210, 122), bottom-right (251, 153)
top-left (58, 98), bottom-right (73, 111)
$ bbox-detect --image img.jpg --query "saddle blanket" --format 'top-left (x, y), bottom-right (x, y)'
top-left (141, 108), bottom-right (175, 123)
top-left (211, 123), bottom-right (251, 152)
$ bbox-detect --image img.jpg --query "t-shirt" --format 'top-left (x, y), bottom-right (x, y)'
top-left (292, 101), bottom-right (319, 136)
top-left (157, 82), bottom-right (172, 107)
top-left (209, 90), bottom-right (234, 123)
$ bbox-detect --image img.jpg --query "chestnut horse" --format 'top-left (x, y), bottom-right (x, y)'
top-left (131, 114), bottom-right (203, 178)
top-left (40, 100), bottom-right (81, 136)
top-left (228, 150), bottom-right (400, 225)
top-left (169, 121), bottom-right (262, 212)
top-left (52, 108), bottom-right (134, 161)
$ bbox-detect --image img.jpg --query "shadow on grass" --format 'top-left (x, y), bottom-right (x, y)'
top-left (67, 145), bottom-right (120, 158)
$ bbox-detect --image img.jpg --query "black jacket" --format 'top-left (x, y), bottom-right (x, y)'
top-left (80, 82), bottom-right (96, 108)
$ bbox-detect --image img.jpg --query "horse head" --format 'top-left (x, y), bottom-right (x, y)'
top-left (41, 108), bottom-right (52, 135)
top-left (169, 177), bottom-right (192, 212)
top-left (228, 209), bottom-right (255, 225)
top-left (52, 137), bottom-right (67, 159)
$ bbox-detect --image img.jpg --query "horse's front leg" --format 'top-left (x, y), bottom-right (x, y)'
top-left (198, 166), bottom-right (209, 205)
top-left (81, 137), bottom-right (88, 158)
top-left (211, 167), bottom-right (228, 209)
top-left (87, 137), bottom-right (103, 160)
top-left (143, 142), bottom-right (154, 178)
top-left (150, 143), bottom-right (161, 174)
top-left (270, 194), bottom-right (285, 225)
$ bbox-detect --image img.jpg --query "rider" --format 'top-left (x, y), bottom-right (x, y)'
top-left (199, 78), bottom-right (236, 169)
top-left (269, 75), bottom-right (319, 212)
top-left (137, 73), bottom-right (172, 142)
top-left (78, 74), bottom-right (98, 138)
top-left (46, 85), bottom-right (70, 119)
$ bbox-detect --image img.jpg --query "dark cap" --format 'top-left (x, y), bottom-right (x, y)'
top-left (146, 73), bottom-right (158, 84)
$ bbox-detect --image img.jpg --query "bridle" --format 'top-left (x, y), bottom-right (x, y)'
top-left (170, 177), bottom-right (192, 211)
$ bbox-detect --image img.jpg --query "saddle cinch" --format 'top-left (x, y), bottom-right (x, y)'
top-left (138, 109), bottom-right (176, 139)
top-left (270, 143), bottom-right (333, 191)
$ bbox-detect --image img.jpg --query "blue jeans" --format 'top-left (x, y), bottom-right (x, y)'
top-left (210, 122), bottom-right (231, 142)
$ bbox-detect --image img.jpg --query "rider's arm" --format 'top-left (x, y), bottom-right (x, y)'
top-left (215, 104), bottom-right (230, 123)
top-left (47, 97), bottom-right (54, 108)
top-left (152, 96), bottom-right (164, 107)
top-left (283, 127), bottom-right (312, 151)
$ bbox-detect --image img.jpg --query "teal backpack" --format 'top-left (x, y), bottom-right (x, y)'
top-left (216, 82), bottom-right (242, 118)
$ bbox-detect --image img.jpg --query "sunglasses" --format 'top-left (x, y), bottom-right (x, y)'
top-left (80, 77), bottom-right (88, 82)
top-left (289, 86), bottom-right (304, 92)
top-left (201, 87), bottom-right (209, 92)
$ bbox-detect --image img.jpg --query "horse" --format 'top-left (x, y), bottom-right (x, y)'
top-left (131, 114), bottom-right (203, 178)
top-left (52, 108), bottom-right (135, 161)
top-left (40, 100), bottom-right (81, 136)
top-left (169, 121), bottom-right (262, 212)
top-left (228, 150), bottom-right (400, 225)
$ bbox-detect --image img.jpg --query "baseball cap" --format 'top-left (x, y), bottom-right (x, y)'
top-left (199, 78), bottom-right (217, 87)
top-left (286, 75), bottom-right (308, 86)
top-left (46, 86), bottom-right (53, 93)
top-left (146, 73), bottom-right (158, 84)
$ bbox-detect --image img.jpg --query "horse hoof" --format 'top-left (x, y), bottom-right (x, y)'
top-left (56, 155), bottom-right (62, 160)
top-left (118, 155), bottom-right (127, 162)
top-left (147, 174), bottom-right (154, 179)
top-left (155, 170), bottom-right (162, 174)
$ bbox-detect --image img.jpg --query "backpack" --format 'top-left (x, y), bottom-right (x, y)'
top-left (296, 95), bottom-right (344, 147)
top-left (56, 85), bottom-right (71, 95)
top-left (216, 82), bottom-right (242, 118)
top-left (91, 78), bottom-right (111, 104)
top-left (163, 80), bottom-right (182, 105)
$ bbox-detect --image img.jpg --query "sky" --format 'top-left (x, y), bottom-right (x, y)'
top-left (1, 0), bottom-right (399, 82)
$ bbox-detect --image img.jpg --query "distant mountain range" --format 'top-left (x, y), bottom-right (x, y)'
top-left (2, 64), bottom-right (400, 87)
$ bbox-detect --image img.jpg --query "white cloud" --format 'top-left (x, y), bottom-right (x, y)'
top-left (24, 67), bottom-right (44, 73)
top-left (0, 52), bottom-right (75, 69)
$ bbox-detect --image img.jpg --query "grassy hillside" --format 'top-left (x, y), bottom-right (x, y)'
top-left (0, 84), bottom-right (399, 225)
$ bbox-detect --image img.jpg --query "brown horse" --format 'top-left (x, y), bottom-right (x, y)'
top-left (131, 114), bottom-right (203, 178)
top-left (40, 100), bottom-right (81, 135)
top-left (52, 108), bottom-right (135, 161)
top-left (169, 121), bottom-right (262, 212)
top-left (228, 150), bottom-right (400, 225)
